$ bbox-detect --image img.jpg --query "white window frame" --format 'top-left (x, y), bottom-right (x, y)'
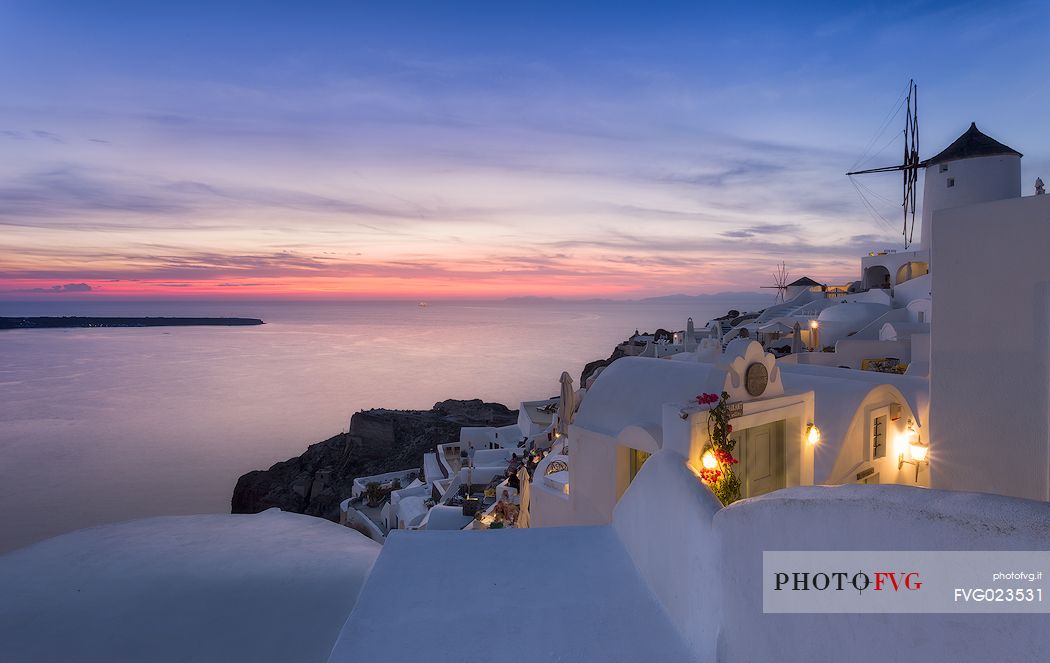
top-left (868, 405), bottom-right (891, 461)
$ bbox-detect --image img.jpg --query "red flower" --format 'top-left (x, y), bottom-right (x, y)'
top-left (714, 448), bottom-right (738, 465)
top-left (699, 467), bottom-right (722, 483)
top-left (696, 392), bottom-right (720, 406)
top-left (727, 424), bottom-right (733, 433)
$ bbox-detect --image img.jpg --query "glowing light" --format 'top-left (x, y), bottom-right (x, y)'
top-left (702, 450), bottom-right (718, 469)
top-left (905, 425), bottom-right (919, 445)
top-left (909, 441), bottom-right (928, 462)
top-left (897, 419), bottom-right (928, 481)
top-left (809, 320), bottom-right (819, 329)
top-left (893, 432), bottom-right (909, 457)
top-left (806, 424), bottom-right (821, 445)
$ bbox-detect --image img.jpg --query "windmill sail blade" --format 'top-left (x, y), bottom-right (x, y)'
top-left (846, 79), bottom-right (922, 249)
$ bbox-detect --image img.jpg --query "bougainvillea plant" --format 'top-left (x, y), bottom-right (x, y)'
top-left (696, 391), bottom-right (741, 505)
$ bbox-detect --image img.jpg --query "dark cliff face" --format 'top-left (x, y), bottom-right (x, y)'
top-left (231, 399), bottom-right (518, 522)
top-left (580, 345), bottom-right (626, 386)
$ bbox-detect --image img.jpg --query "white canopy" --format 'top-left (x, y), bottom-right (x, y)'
top-left (515, 466), bottom-right (531, 528)
top-left (557, 371), bottom-right (576, 436)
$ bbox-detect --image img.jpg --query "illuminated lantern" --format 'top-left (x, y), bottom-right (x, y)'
top-left (898, 419), bottom-right (929, 481)
top-left (702, 450), bottom-right (718, 469)
top-left (909, 441), bottom-right (928, 462)
top-left (806, 424), bottom-right (821, 446)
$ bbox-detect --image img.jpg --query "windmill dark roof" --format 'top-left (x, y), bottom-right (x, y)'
top-left (787, 276), bottom-right (821, 286)
top-left (922, 122), bottom-right (1022, 166)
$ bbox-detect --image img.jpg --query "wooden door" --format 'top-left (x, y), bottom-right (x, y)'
top-left (735, 422), bottom-right (785, 498)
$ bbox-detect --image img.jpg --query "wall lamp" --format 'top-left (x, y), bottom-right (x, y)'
top-left (806, 423), bottom-right (821, 446)
top-left (898, 419), bottom-right (929, 481)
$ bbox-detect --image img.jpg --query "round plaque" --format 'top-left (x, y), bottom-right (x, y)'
top-left (744, 362), bottom-right (768, 397)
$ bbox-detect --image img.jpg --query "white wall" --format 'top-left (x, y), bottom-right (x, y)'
top-left (823, 384), bottom-right (927, 487)
top-left (849, 306), bottom-right (909, 341)
top-left (455, 465), bottom-right (506, 486)
top-left (527, 453), bottom-right (574, 527)
top-left (829, 339), bottom-right (909, 367)
top-left (351, 470), bottom-right (419, 498)
top-left (907, 298), bottom-right (932, 323)
top-left (930, 194), bottom-right (1050, 500)
top-left (470, 448), bottom-right (514, 467)
top-left (612, 457), bottom-right (1050, 663)
top-left (920, 153), bottom-right (1021, 248)
top-left (565, 425), bottom-right (657, 526)
top-left (612, 451), bottom-right (722, 658)
top-left (893, 272), bottom-right (931, 304)
top-left (861, 250), bottom-right (929, 291)
top-left (458, 427), bottom-right (496, 448)
top-left (715, 485), bottom-right (1050, 663)
top-left (528, 481), bottom-right (573, 528)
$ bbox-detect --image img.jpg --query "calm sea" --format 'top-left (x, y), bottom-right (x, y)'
top-left (0, 298), bottom-right (765, 552)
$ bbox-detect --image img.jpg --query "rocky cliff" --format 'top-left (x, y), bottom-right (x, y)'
top-left (231, 399), bottom-right (518, 522)
top-left (580, 345), bottom-right (626, 386)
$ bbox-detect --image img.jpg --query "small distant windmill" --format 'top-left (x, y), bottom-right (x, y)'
top-left (761, 261), bottom-right (790, 303)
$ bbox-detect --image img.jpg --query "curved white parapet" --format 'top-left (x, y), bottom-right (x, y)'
top-left (0, 511), bottom-right (381, 663)
top-left (612, 452), bottom-right (1050, 663)
top-left (419, 504), bottom-right (473, 531)
top-left (613, 451), bottom-right (723, 657)
top-left (715, 485), bottom-right (1050, 662)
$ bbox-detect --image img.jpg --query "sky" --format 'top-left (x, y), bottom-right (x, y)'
top-left (1, 0), bottom-right (1047, 300)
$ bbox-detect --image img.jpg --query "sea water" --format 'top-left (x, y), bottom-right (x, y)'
top-left (0, 298), bottom-right (764, 552)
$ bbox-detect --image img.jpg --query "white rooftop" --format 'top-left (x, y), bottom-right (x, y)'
top-left (574, 357), bottom-right (717, 437)
top-left (0, 510), bottom-right (380, 663)
top-left (328, 527), bottom-right (694, 663)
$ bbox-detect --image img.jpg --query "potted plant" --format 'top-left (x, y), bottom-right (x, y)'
top-left (365, 482), bottom-right (383, 507)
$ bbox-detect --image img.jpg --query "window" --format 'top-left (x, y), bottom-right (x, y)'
top-left (629, 448), bottom-right (651, 482)
top-left (869, 407), bottom-right (890, 460)
top-left (872, 415), bottom-right (887, 458)
top-left (939, 164), bottom-right (949, 173)
top-left (947, 177), bottom-right (955, 188)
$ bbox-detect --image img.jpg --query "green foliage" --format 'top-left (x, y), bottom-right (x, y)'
top-left (699, 391), bottom-right (741, 506)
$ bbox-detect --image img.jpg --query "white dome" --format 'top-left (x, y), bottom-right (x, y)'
top-left (817, 302), bottom-right (889, 325)
top-left (815, 302), bottom-right (891, 346)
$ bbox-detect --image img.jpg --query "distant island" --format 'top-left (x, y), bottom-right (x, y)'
top-left (0, 317), bottom-right (265, 330)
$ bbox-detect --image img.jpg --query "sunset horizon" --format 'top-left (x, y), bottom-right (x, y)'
top-left (4, 2), bottom-right (1046, 302)
top-left (4, 4), bottom-right (1050, 662)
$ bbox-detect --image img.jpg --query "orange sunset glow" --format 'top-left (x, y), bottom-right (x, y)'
top-left (3, 3), bottom-right (1045, 302)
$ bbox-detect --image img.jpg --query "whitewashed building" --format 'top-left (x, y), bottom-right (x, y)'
top-left (530, 121), bottom-right (1047, 527)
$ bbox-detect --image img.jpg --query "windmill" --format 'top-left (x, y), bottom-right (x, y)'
top-left (760, 261), bottom-right (790, 303)
top-left (846, 79), bottom-right (921, 249)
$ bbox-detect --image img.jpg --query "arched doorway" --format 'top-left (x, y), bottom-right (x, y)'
top-left (864, 265), bottom-right (891, 290)
top-left (895, 261), bottom-right (929, 285)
